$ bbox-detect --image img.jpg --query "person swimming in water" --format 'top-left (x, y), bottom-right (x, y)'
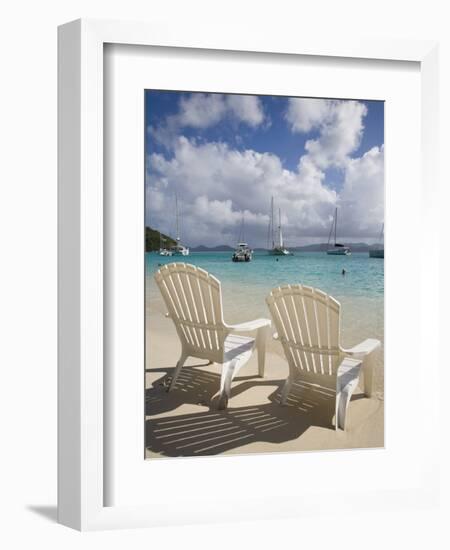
top-left (342, 268), bottom-right (346, 276)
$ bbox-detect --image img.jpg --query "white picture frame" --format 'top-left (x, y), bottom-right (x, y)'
top-left (58, 18), bottom-right (439, 530)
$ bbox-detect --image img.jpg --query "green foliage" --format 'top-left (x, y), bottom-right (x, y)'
top-left (145, 227), bottom-right (176, 252)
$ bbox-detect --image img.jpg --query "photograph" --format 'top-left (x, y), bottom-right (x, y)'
top-left (144, 90), bottom-right (384, 458)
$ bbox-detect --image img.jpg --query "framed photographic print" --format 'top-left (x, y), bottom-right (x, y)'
top-left (58, 19), bottom-right (440, 530)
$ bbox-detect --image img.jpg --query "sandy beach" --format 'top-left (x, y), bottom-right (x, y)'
top-left (145, 305), bottom-right (384, 459)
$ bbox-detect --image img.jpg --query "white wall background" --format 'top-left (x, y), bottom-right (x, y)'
top-left (0, 0), bottom-right (448, 548)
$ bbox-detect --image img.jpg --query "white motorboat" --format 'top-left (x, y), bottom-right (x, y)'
top-left (158, 231), bottom-right (173, 256)
top-left (232, 214), bottom-right (253, 262)
top-left (232, 242), bottom-right (253, 262)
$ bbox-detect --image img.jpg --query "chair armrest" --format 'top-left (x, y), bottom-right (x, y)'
top-left (342, 338), bottom-right (380, 358)
top-left (227, 318), bottom-right (271, 332)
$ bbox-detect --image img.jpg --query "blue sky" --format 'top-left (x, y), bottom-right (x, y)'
top-left (145, 91), bottom-right (384, 247)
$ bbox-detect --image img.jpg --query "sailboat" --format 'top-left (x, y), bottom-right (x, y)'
top-left (369, 223), bottom-right (384, 258)
top-left (158, 232), bottom-right (173, 256)
top-left (232, 214), bottom-right (253, 262)
top-left (326, 207), bottom-right (351, 255)
top-left (268, 197), bottom-right (292, 256)
top-left (170, 193), bottom-right (189, 256)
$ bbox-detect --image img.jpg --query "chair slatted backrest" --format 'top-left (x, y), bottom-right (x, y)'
top-left (154, 263), bottom-right (228, 360)
top-left (266, 285), bottom-right (341, 376)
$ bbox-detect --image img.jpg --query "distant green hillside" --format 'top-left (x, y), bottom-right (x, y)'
top-left (145, 227), bottom-right (176, 252)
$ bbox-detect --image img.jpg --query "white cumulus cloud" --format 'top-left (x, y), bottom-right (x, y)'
top-left (178, 94), bottom-right (227, 128)
top-left (147, 96), bottom-right (383, 247)
top-left (147, 136), bottom-right (337, 247)
top-left (225, 94), bottom-right (265, 127)
top-left (149, 93), bottom-right (267, 149)
top-left (304, 101), bottom-right (367, 169)
top-left (286, 98), bottom-right (367, 169)
top-left (285, 98), bottom-right (331, 133)
top-left (338, 146), bottom-right (384, 237)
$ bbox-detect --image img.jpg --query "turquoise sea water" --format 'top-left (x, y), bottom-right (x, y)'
top-left (146, 251), bottom-right (384, 353)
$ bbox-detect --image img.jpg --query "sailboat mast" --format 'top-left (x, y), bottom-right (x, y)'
top-left (327, 213), bottom-right (333, 247)
top-left (278, 208), bottom-right (283, 248)
top-left (271, 197), bottom-right (275, 248)
top-left (334, 207), bottom-right (337, 245)
top-left (239, 212), bottom-right (245, 243)
top-left (175, 193), bottom-right (180, 242)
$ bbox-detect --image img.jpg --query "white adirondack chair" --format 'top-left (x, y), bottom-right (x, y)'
top-left (154, 263), bottom-right (271, 409)
top-left (266, 285), bottom-right (380, 430)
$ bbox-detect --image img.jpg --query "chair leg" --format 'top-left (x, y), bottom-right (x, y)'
top-left (217, 359), bottom-right (236, 410)
top-left (280, 376), bottom-right (293, 405)
top-left (363, 354), bottom-right (375, 398)
top-left (217, 346), bottom-right (253, 409)
top-left (217, 392), bottom-right (229, 410)
top-left (335, 362), bottom-right (361, 430)
top-left (169, 352), bottom-right (188, 391)
top-left (256, 325), bottom-right (269, 377)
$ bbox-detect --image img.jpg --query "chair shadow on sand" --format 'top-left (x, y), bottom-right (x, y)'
top-left (145, 362), bottom-right (366, 457)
